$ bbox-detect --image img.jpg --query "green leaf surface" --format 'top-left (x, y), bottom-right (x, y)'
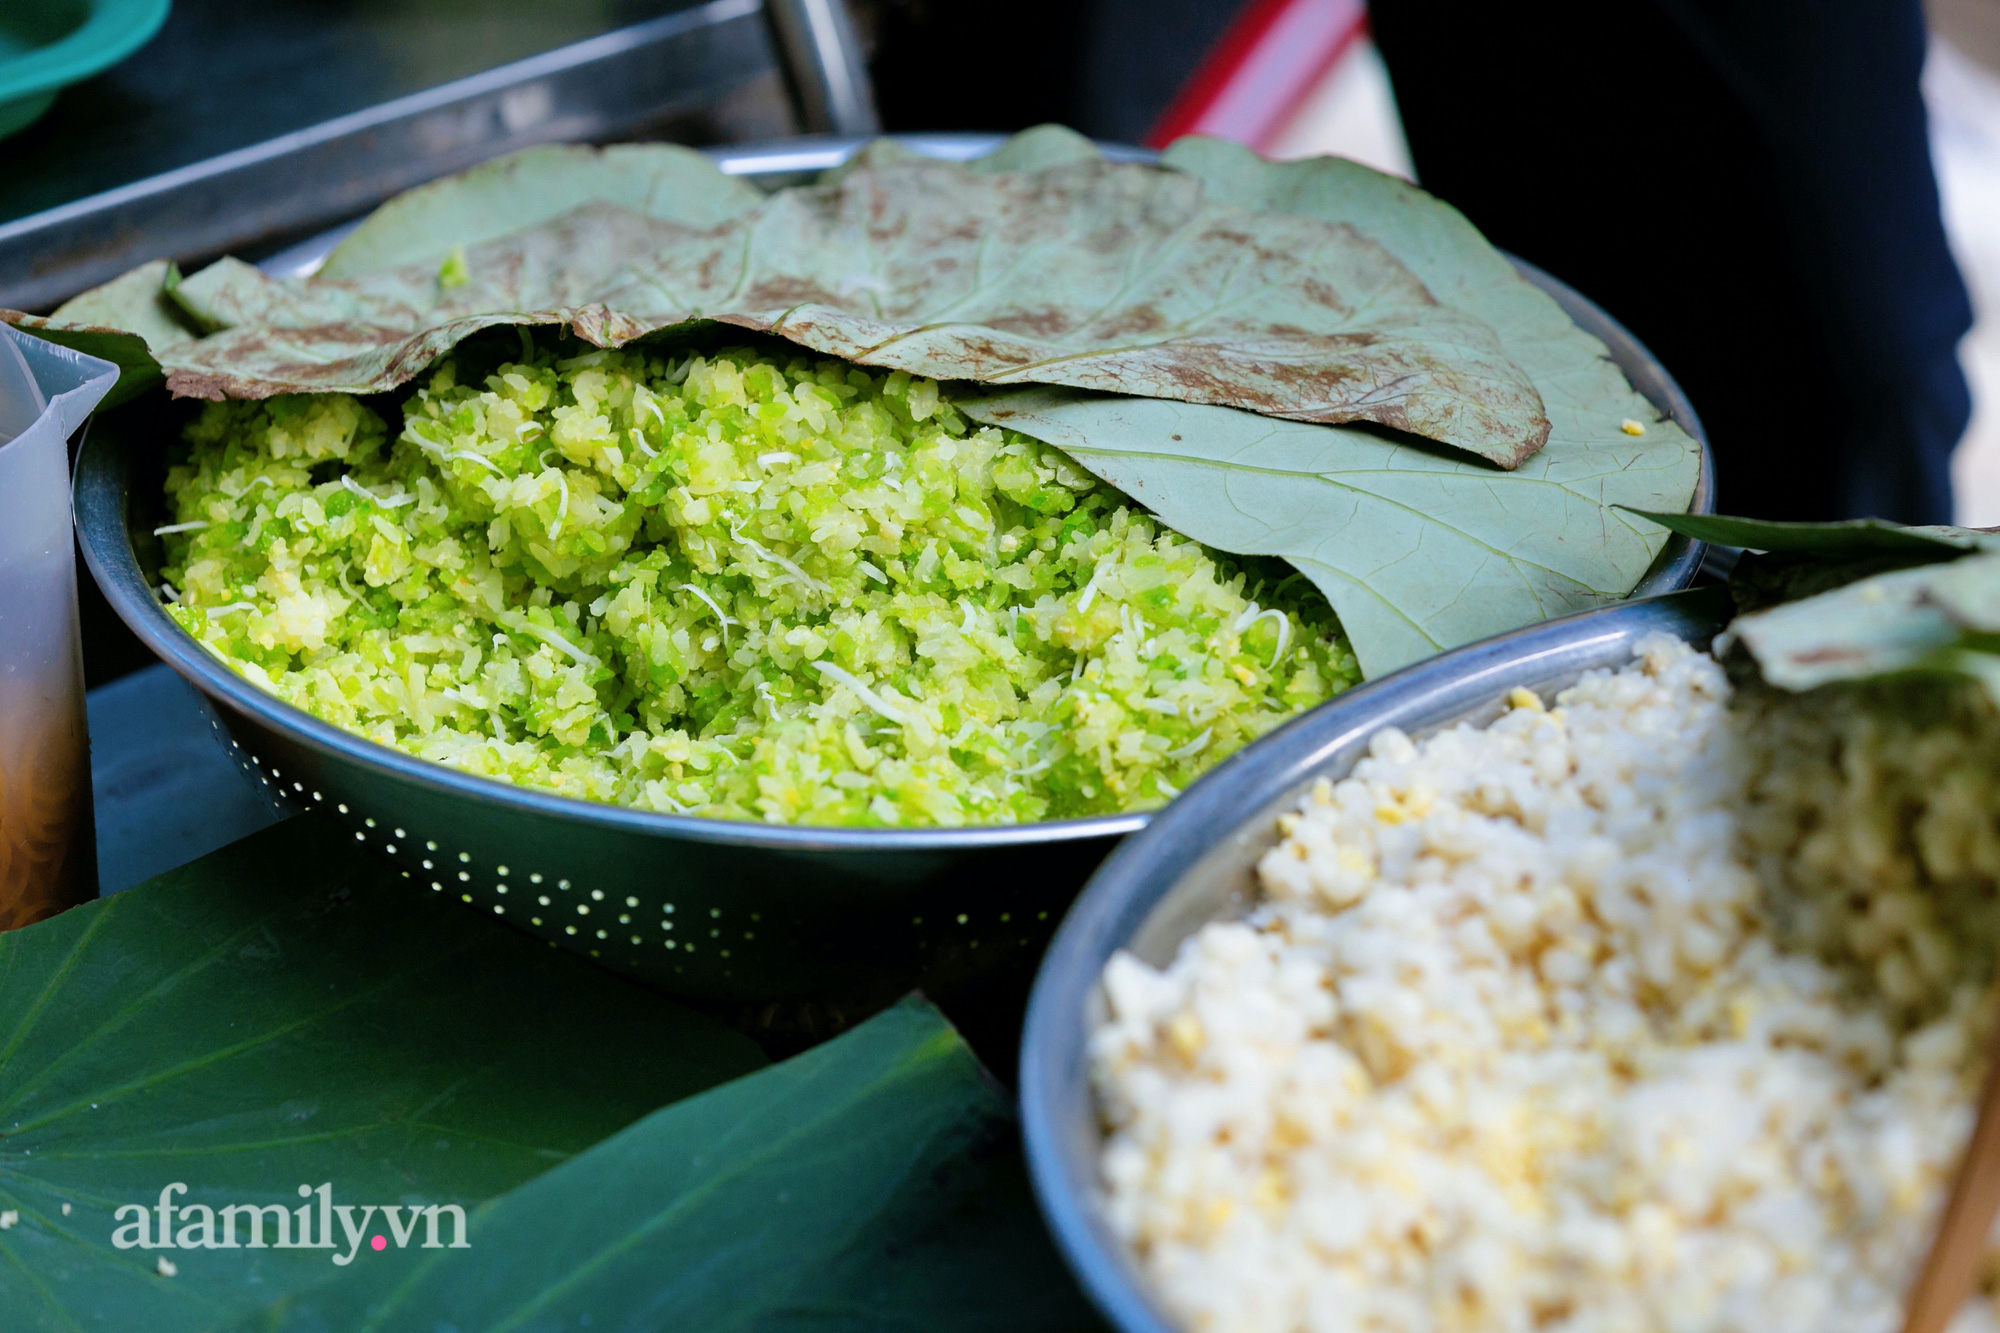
top-left (50, 134), bottom-right (1551, 466)
top-left (952, 139), bottom-right (1701, 678)
top-left (964, 123), bottom-right (1106, 175)
top-left (1648, 511), bottom-right (2000, 703)
top-left (0, 817), bottom-right (765, 1333)
top-left (319, 143), bottom-right (767, 281)
top-left (1158, 137), bottom-right (1694, 476)
top-left (1726, 549), bottom-right (2000, 699)
top-left (829, 126), bottom-right (1103, 182)
top-left (234, 997), bottom-right (1102, 1333)
top-left (1626, 510), bottom-right (2000, 556)
top-left (960, 388), bottom-right (1693, 679)
top-left (3, 260), bottom-right (201, 409)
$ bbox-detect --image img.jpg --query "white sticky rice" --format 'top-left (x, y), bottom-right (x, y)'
top-left (1091, 635), bottom-right (2000, 1333)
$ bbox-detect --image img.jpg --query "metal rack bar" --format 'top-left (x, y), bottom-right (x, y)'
top-left (765, 0), bottom-right (881, 136)
top-left (0, 0), bottom-right (776, 313)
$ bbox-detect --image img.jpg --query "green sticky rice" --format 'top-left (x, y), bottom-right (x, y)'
top-left (160, 342), bottom-right (1360, 826)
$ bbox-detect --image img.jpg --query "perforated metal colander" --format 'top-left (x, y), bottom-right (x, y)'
top-left (70, 136), bottom-right (1712, 1004)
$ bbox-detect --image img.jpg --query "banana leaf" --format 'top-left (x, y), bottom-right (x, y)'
top-left (1628, 510), bottom-right (1999, 557)
top-left (1724, 548), bottom-right (2000, 701)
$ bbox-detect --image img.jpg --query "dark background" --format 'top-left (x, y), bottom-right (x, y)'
top-left (863, 0), bottom-right (1243, 144)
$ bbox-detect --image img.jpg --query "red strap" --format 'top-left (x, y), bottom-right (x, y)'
top-left (1145, 0), bottom-right (1369, 153)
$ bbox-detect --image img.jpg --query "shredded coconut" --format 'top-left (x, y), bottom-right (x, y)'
top-left (157, 348), bottom-right (1358, 826)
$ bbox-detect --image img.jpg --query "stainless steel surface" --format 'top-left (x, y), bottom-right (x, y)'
top-left (0, 0), bottom-right (777, 313)
top-left (765, 0), bottom-right (879, 135)
top-left (69, 134), bottom-right (1714, 1007)
top-left (1016, 588), bottom-right (1736, 1333)
top-left (0, 1), bottom-right (719, 224)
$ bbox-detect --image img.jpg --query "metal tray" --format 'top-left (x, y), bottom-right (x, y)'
top-left (0, 0), bottom-right (883, 313)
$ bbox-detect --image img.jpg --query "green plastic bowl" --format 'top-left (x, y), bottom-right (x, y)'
top-left (0, 0), bottom-right (170, 140)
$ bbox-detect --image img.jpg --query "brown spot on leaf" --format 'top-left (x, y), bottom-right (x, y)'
top-left (104, 151), bottom-right (1553, 466)
top-left (1788, 648), bottom-right (1871, 665)
top-left (984, 307), bottom-right (1076, 339)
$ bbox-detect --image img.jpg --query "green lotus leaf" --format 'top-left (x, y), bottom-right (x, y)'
top-left (2, 260), bottom-right (199, 409)
top-left (318, 142), bottom-right (767, 281)
top-left (961, 140), bottom-right (1702, 677)
top-left (961, 388), bottom-right (1693, 679)
top-left (28, 132), bottom-right (1552, 467)
top-left (233, 998), bottom-right (1098, 1333)
top-left (0, 818), bottom-right (764, 1333)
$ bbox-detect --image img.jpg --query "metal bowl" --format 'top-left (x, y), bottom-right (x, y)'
top-left (1016, 588), bottom-right (1736, 1333)
top-left (70, 135), bottom-right (1715, 1005)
